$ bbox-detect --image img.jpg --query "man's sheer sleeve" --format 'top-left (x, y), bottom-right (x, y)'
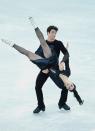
top-left (60, 41), bottom-right (70, 62)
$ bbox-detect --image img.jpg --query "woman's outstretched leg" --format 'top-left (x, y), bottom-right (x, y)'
top-left (1, 39), bottom-right (43, 61)
top-left (29, 17), bottom-right (52, 58)
top-left (1, 39), bottom-right (56, 70)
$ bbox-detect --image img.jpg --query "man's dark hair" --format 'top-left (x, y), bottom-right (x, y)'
top-left (47, 25), bottom-right (58, 33)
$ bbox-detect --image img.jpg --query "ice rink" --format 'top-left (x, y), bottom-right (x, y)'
top-left (0, 0), bottom-right (95, 131)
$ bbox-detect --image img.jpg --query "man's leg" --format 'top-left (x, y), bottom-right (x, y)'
top-left (58, 89), bottom-right (70, 110)
top-left (49, 70), bottom-right (70, 110)
top-left (33, 71), bottom-right (49, 113)
top-left (58, 58), bottom-right (71, 110)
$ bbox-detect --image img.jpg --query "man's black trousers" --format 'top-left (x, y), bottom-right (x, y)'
top-left (35, 70), bottom-right (68, 108)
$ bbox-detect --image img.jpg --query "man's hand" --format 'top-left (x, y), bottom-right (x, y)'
top-left (59, 74), bottom-right (74, 91)
top-left (42, 69), bottom-right (49, 74)
top-left (59, 62), bottom-right (65, 71)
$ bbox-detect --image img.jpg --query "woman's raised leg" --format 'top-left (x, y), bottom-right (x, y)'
top-left (29, 17), bottom-right (52, 58)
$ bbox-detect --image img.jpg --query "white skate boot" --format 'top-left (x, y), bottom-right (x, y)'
top-left (1, 39), bottom-right (15, 47)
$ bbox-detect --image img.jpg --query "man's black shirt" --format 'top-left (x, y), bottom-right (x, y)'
top-left (35, 39), bottom-right (69, 70)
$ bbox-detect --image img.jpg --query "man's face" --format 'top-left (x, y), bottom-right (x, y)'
top-left (47, 29), bottom-right (57, 41)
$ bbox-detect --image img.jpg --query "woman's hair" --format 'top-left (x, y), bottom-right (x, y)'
top-left (47, 25), bottom-right (58, 33)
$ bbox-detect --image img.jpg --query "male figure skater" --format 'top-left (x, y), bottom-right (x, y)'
top-left (28, 17), bottom-right (71, 113)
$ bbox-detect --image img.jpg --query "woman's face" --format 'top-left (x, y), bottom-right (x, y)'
top-left (66, 83), bottom-right (75, 91)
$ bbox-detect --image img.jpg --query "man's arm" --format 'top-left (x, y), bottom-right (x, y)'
top-left (59, 41), bottom-right (69, 62)
top-left (59, 42), bottom-right (71, 76)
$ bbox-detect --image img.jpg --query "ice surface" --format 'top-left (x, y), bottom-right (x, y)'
top-left (0, 0), bottom-right (95, 131)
